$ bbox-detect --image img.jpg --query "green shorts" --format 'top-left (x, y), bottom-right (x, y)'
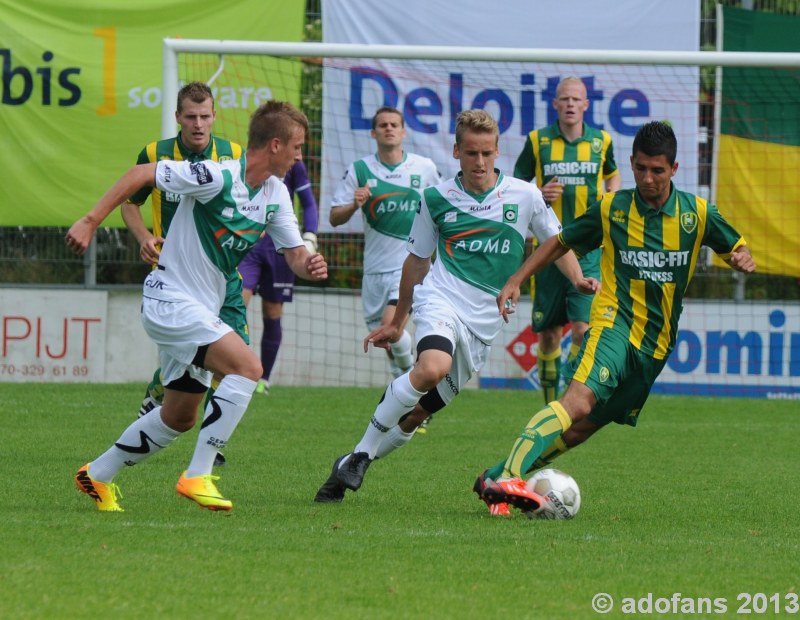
top-left (531, 249), bottom-right (600, 332)
top-left (568, 325), bottom-right (666, 428)
top-left (219, 273), bottom-right (250, 345)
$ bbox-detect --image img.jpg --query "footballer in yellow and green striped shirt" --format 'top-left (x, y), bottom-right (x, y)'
top-left (514, 77), bottom-right (621, 404)
top-left (127, 125), bottom-right (242, 240)
top-left (479, 122), bottom-right (755, 508)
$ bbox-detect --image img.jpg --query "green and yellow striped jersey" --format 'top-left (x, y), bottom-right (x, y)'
top-left (514, 123), bottom-right (618, 225)
top-left (559, 185), bottom-right (746, 360)
top-left (127, 132), bottom-right (242, 238)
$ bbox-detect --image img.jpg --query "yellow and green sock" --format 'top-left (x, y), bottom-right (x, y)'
top-left (485, 402), bottom-right (572, 481)
top-left (538, 347), bottom-right (562, 404)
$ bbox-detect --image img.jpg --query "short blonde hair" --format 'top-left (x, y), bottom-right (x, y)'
top-left (454, 109), bottom-right (499, 146)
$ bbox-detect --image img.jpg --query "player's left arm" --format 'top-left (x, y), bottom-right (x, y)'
top-left (604, 172), bottom-right (622, 193)
top-left (725, 243), bottom-right (756, 273)
top-left (704, 203), bottom-right (756, 274)
top-left (283, 245), bottom-right (328, 282)
top-left (602, 133), bottom-right (621, 193)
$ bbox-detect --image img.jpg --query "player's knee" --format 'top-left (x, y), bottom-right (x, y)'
top-left (398, 405), bottom-right (430, 431)
top-left (559, 383), bottom-right (596, 420)
top-left (563, 418), bottom-right (600, 447)
top-left (571, 322), bottom-right (589, 346)
top-left (244, 360), bottom-right (263, 382)
top-left (225, 357), bottom-right (262, 382)
top-left (410, 352), bottom-right (452, 391)
top-left (160, 403), bottom-right (198, 433)
top-left (538, 327), bottom-right (562, 352)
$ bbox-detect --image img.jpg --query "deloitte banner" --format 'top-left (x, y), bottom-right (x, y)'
top-left (0, 0), bottom-right (304, 227)
top-left (320, 0), bottom-right (700, 233)
top-left (482, 300), bottom-right (800, 399)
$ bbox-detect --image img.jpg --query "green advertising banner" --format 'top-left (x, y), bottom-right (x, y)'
top-left (0, 0), bottom-right (305, 227)
top-left (717, 7), bottom-right (800, 277)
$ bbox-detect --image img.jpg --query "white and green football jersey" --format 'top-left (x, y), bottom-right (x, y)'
top-left (144, 157), bottom-right (303, 313)
top-left (409, 171), bottom-right (561, 343)
top-left (331, 152), bottom-right (440, 274)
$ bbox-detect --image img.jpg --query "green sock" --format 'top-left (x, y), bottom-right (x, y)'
top-left (502, 402), bottom-right (572, 479)
top-left (527, 436), bottom-right (569, 474)
top-left (485, 459), bottom-right (507, 482)
top-left (538, 348), bottom-right (562, 404)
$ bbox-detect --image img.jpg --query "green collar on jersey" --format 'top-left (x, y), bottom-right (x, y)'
top-left (634, 181), bottom-right (678, 217)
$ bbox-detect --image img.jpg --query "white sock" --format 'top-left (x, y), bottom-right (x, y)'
top-left (374, 425), bottom-right (415, 459)
top-left (354, 372), bottom-right (425, 458)
top-left (89, 407), bottom-right (181, 483)
top-left (389, 330), bottom-right (414, 372)
top-left (185, 374), bottom-right (256, 478)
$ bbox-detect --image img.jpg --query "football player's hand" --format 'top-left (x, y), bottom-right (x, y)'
top-left (574, 277), bottom-right (601, 296)
top-left (305, 253), bottom-right (328, 281)
top-left (497, 286), bottom-right (521, 323)
top-left (364, 324), bottom-right (401, 352)
top-left (354, 183), bottom-right (372, 209)
top-left (728, 248), bottom-right (756, 273)
top-left (140, 236), bottom-right (164, 265)
top-left (65, 217), bottom-right (97, 255)
top-left (540, 178), bottom-right (564, 204)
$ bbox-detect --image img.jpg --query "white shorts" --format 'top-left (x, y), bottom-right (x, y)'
top-left (412, 300), bottom-right (489, 407)
top-left (140, 296), bottom-right (232, 387)
top-left (362, 270), bottom-right (402, 328)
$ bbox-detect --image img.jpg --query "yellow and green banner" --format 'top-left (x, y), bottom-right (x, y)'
top-left (716, 7), bottom-right (800, 277)
top-left (0, 0), bottom-right (305, 227)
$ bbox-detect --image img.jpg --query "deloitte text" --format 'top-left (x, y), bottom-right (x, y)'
top-left (348, 69), bottom-right (649, 136)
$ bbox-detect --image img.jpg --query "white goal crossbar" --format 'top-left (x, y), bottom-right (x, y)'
top-left (161, 38), bottom-right (800, 138)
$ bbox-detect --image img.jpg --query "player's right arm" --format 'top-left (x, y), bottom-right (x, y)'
top-left (329, 164), bottom-right (369, 227)
top-left (364, 252), bottom-right (430, 352)
top-left (121, 201), bottom-right (162, 265)
top-left (497, 234), bottom-right (571, 321)
top-left (66, 163), bottom-right (157, 255)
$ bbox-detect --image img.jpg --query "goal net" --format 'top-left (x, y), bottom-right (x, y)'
top-left (163, 38), bottom-right (800, 398)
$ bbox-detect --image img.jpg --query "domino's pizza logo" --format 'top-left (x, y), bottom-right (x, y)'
top-left (506, 324), bottom-right (572, 392)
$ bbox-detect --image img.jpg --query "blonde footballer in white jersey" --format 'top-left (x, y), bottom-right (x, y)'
top-left (315, 109), bottom-right (599, 505)
top-left (330, 106), bottom-right (440, 379)
top-left (67, 101), bottom-right (328, 513)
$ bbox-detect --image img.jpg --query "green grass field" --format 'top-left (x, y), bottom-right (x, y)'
top-left (2, 383), bottom-right (798, 619)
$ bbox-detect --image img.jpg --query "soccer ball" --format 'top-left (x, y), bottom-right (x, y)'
top-left (524, 468), bottom-right (581, 520)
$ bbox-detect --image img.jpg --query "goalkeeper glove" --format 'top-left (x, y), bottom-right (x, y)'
top-left (302, 231), bottom-right (318, 254)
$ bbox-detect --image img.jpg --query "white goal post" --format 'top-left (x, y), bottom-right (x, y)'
top-left (162, 38), bottom-right (800, 133)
